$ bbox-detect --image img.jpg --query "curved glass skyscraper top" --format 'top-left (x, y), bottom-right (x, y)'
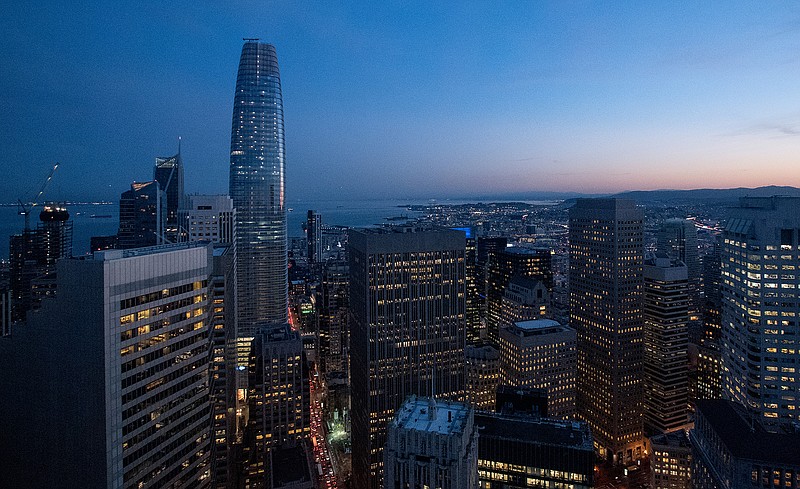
top-left (230, 41), bottom-right (288, 332)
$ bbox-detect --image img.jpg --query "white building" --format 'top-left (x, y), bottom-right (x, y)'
top-left (180, 194), bottom-right (235, 244)
top-left (383, 396), bottom-right (478, 489)
top-left (0, 242), bottom-right (214, 488)
top-left (721, 196), bottom-right (800, 430)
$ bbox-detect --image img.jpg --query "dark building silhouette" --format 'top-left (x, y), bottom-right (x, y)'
top-left (486, 246), bottom-right (552, 343)
top-left (118, 181), bottom-right (166, 249)
top-left (154, 147), bottom-right (184, 242)
top-left (691, 400), bottom-right (800, 489)
top-left (306, 210), bottom-right (322, 265)
top-left (9, 205), bottom-right (73, 323)
top-left (242, 323), bottom-right (310, 487)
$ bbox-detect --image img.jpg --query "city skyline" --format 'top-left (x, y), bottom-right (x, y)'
top-left (3, 2), bottom-right (800, 203)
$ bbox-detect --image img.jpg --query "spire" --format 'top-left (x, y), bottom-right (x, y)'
top-left (177, 136), bottom-right (181, 156)
top-left (428, 364), bottom-right (437, 421)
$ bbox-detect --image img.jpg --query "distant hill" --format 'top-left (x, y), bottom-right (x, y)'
top-left (610, 186), bottom-right (800, 202)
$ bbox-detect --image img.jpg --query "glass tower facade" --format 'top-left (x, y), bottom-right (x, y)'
top-left (229, 41), bottom-right (288, 344)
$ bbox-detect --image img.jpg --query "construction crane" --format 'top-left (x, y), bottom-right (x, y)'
top-left (17, 162), bottom-right (59, 231)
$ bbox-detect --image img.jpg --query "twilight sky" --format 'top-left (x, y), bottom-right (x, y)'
top-left (2, 1), bottom-right (800, 203)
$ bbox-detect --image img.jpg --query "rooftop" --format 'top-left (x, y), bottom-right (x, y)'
top-left (695, 400), bottom-right (800, 465)
top-left (88, 241), bottom-right (209, 261)
top-left (509, 319), bottom-right (572, 337)
top-left (392, 396), bottom-right (472, 436)
top-left (475, 412), bottom-right (593, 451)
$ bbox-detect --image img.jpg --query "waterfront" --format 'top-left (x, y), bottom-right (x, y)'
top-left (1, 198), bottom-right (560, 259)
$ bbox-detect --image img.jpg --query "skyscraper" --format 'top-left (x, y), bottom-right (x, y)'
top-left (643, 254), bottom-right (689, 435)
top-left (242, 323), bottom-right (310, 486)
top-left (229, 40), bottom-right (288, 334)
top-left (349, 227), bottom-right (466, 489)
top-left (306, 210), bottom-right (322, 265)
top-left (0, 243), bottom-right (214, 487)
top-left (720, 197), bottom-right (800, 431)
top-left (486, 246), bottom-right (552, 343)
top-left (569, 198), bottom-right (645, 464)
top-left (498, 318), bottom-right (577, 419)
top-left (657, 219), bottom-right (700, 317)
top-left (118, 181), bottom-right (166, 249)
top-left (154, 146), bottom-right (185, 242)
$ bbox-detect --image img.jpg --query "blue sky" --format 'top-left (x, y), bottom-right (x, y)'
top-left (2, 1), bottom-right (800, 203)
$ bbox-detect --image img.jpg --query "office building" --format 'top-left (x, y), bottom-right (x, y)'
top-left (658, 219), bottom-right (700, 317)
top-left (465, 343), bottom-right (501, 411)
top-left (118, 181), bottom-right (167, 249)
top-left (208, 245), bottom-right (236, 487)
top-left (475, 412), bottom-right (594, 489)
top-left (477, 236), bottom-right (507, 330)
top-left (243, 323), bottom-right (310, 486)
top-left (229, 39), bottom-right (288, 336)
top-left (498, 318), bottom-right (576, 419)
top-left (383, 396), bottom-right (478, 489)
top-left (691, 400), bottom-right (800, 489)
top-left (696, 240), bottom-right (722, 402)
top-left (349, 227), bottom-right (466, 489)
top-left (499, 276), bottom-right (550, 325)
top-left (649, 430), bottom-right (692, 489)
top-left (720, 197), bottom-right (800, 430)
top-left (643, 254), bottom-right (689, 435)
top-left (458, 228), bottom-right (481, 343)
top-left (154, 147), bottom-right (185, 242)
top-left (181, 194), bottom-right (235, 244)
top-left (307, 210), bottom-right (323, 265)
top-left (0, 242), bottom-right (214, 488)
top-left (486, 246), bottom-right (552, 343)
top-left (569, 198), bottom-right (645, 463)
top-left (319, 260), bottom-right (349, 374)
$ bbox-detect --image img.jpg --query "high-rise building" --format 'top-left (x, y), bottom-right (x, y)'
top-left (498, 318), bottom-right (576, 419)
top-left (691, 400), bottom-right (800, 489)
top-left (499, 276), bottom-right (550, 325)
top-left (349, 227), bottom-right (466, 489)
top-left (383, 396), bottom-right (478, 489)
top-left (229, 39), bottom-right (288, 335)
top-left (643, 254), bottom-right (689, 435)
top-left (118, 181), bottom-right (167, 249)
top-left (208, 244), bottom-right (237, 488)
top-left (658, 219), bottom-right (700, 317)
top-left (243, 323), bottom-right (310, 486)
top-left (695, 238), bottom-right (722, 402)
top-left (465, 343), bottom-right (501, 411)
top-left (0, 242), bottom-right (214, 487)
top-left (477, 236), bottom-right (507, 332)
top-left (154, 146), bottom-right (185, 242)
top-left (457, 228), bottom-right (481, 343)
top-left (569, 198), bottom-right (645, 463)
top-left (9, 205), bottom-right (73, 322)
top-left (475, 412), bottom-right (594, 489)
top-left (306, 210), bottom-right (323, 265)
top-left (486, 246), bottom-right (552, 343)
top-left (181, 194), bottom-right (235, 244)
top-left (319, 260), bottom-right (349, 374)
top-left (720, 196), bottom-right (800, 430)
